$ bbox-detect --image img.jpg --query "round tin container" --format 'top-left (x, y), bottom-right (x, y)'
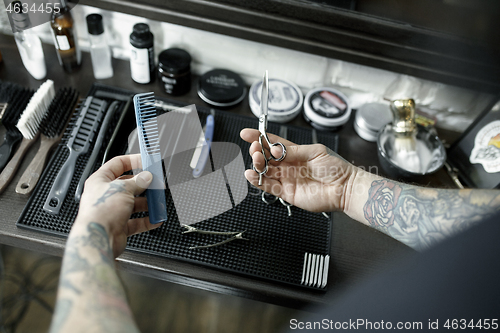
top-left (249, 78), bottom-right (303, 123)
top-left (303, 87), bottom-right (351, 130)
top-left (197, 69), bottom-right (246, 107)
top-left (354, 103), bottom-right (392, 142)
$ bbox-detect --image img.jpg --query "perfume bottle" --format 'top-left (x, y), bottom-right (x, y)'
top-left (50, 0), bottom-right (81, 72)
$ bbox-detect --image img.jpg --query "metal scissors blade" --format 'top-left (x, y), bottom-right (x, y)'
top-left (259, 70), bottom-right (269, 136)
top-left (261, 71), bottom-right (269, 117)
top-left (253, 70), bottom-right (287, 185)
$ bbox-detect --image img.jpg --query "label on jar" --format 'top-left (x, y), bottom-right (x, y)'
top-left (56, 35), bottom-right (70, 51)
top-left (251, 79), bottom-right (301, 113)
top-left (309, 90), bottom-right (348, 118)
top-left (162, 77), bottom-right (177, 84)
top-left (206, 74), bottom-right (238, 88)
top-left (469, 120), bottom-right (500, 173)
top-left (130, 46), bottom-right (152, 84)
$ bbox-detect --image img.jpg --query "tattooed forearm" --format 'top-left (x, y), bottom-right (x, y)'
top-left (363, 179), bottom-right (500, 251)
top-left (50, 222), bottom-right (139, 333)
top-left (94, 182), bottom-right (127, 206)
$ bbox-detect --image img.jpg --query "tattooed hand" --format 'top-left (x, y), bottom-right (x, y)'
top-left (240, 128), bottom-right (357, 212)
top-left (76, 154), bottom-right (162, 258)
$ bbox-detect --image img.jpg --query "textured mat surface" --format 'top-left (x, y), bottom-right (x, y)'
top-left (17, 84), bottom-right (339, 290)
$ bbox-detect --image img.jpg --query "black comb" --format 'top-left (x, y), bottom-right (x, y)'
top-left (16, 87), bottom-right (79, 195)
top-left (43, 96), bottom-right (107, 215)
top-left (0, 86), bottom-right (34, 172)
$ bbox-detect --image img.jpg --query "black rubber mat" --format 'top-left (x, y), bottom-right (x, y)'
top-left (17, 83), bottom-right (339, 290)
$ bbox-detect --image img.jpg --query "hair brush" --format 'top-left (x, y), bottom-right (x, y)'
top-left (0, 80), bottom-right (55, 194)
top-left (16, 87), bottom-right (79, 195)
top-left (0, 84), bottom-right (34, 173)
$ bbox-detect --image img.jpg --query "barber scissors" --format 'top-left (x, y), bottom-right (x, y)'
top-left (253, 70), bottom-right (287, 185)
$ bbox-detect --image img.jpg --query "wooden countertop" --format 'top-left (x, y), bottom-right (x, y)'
top-left (0, 33), bottom-right (459, 309)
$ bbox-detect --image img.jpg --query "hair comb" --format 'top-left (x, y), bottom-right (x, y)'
top-left (133, 92), bottom-right (168, 224)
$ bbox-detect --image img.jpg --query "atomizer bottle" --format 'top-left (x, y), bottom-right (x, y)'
top-left (86, 14), bottom-right (113, 79)
top-left (11, 1), bottom-right (46, 80)
top-left (129, 23), bottom-right (154, 84)
top-left (50, 0), bottom-right (81, 72)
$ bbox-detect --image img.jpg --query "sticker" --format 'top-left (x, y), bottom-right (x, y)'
top-left (130, 46), bottom-right (151, 84)
top-left (470, 120), bottom-right (500, 173)
top-left (251, 79), bottom-right (301, 113)
top-left (309, 91), bottom-right (347, 118)
top-left (56, 35), bottom-right (70, 51)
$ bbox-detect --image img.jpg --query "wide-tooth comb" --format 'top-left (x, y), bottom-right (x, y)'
top-left (16, 87), bottom-right (79, 195)
top-left (43, 96), bottom-right (107, 215)
top-left (133, 92), bottom-right (168, 224)
top-left (0, 85), bottom-right (34, 173)
top-left (0, 80), bottom-right (54, 194)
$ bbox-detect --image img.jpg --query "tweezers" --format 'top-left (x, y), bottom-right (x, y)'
top-left (182, 225), bottom-right (248, 249)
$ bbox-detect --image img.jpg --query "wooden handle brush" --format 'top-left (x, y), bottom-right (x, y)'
top-left (16, 87), bottom-right (79, 195)
top-left (0, 83), bottom-right (34, 173)
top-left (0, 80), bottom-right (55, 194)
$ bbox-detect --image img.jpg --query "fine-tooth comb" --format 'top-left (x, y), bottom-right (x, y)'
top-left (133, 92), bottom-right (168, 224)
top-left (0, 80), bottom-right (55, 194)
top-left (16, 87), bottom-right (79, 195)
top-left (0, 85), bottom-right (34, 173)
top-left (43, 96), bottom-right (107, 215)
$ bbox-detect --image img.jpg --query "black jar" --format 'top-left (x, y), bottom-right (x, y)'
top-left (197, 69), bottom-right (246, 107)
top-left (157, 48), bottom-right (191, 96)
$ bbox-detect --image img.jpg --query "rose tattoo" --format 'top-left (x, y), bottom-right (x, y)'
top-left (364, 180), bottom-right (402, 228)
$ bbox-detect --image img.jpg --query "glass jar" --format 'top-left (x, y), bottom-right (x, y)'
top-left (157, 48), bottom-right (191, 95)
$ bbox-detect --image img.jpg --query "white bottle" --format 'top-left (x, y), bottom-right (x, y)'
top-left (13, 24), bottom-right (46, 80)
top-left (86, 14), bottom-right (113, 79)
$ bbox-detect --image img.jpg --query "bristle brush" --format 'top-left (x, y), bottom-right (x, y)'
top-left (0, 85), bottom-right (34, 173)
top-left (43, 96), bottom-right (107, 215)
top-left (16, 87), bottom-right (79, 195)
top-left (133, 92), bottom-right (168, 224)
top-left (0, 80), bottom-right (55, 194)
top-left (0, 81), bottom-right (16, 121)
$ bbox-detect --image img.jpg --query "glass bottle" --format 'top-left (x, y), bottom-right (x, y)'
top-left (50, 0), bottom-right (81, 72)
top-left (86, 14), bottom-right (113, 79)
top-left (11, 2), bottom-right (46, 80)
top-left (14, 30), bottom-right (47, 80)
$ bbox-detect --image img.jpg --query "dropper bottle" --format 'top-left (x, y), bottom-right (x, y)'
top-left (86, 14), bottom-right (113, 79)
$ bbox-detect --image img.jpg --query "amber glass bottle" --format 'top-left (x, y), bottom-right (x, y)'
top-left (50, 0), bottom-right (81, 72)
